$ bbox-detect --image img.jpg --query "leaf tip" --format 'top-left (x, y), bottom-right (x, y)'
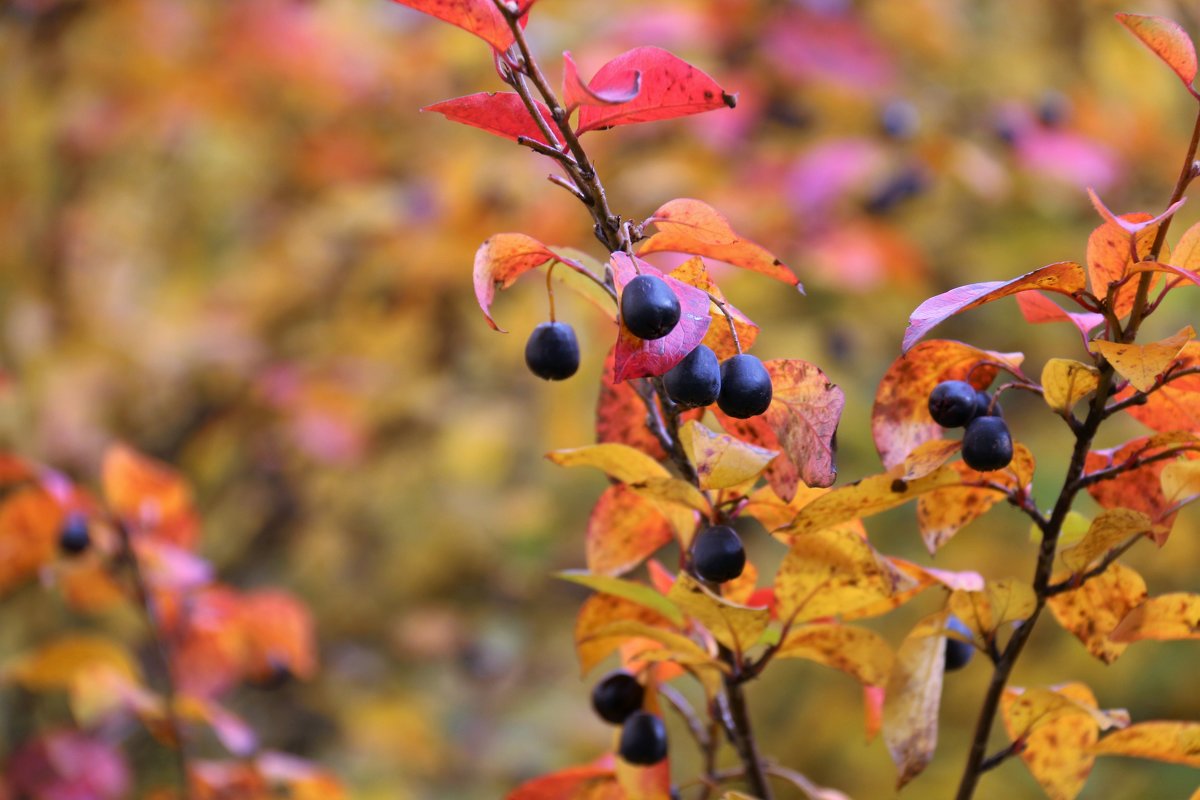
top-left (722, 92), bottom-right (738, 109)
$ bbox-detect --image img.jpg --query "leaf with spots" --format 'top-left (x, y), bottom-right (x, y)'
top-left (774, 528), bottom-right (913, 623)
top-left (902, 261), bottom-right (1086, 352)
top-left (611, 253), bottom-right (712, 382)
top-left (574, 593), bottom-right (677, 676)
top-left (1060, 509), bottom-right (1154, 574)
top-left (679, 420), bottom-right (777, 491)
top-left (666, 573), bottom-right (770, 655)
top-left (1042, 359), bottom-right (1101, 415)
top-left (776, 623), bottom-right (895, 686)
top-left (389, 0), bottom-right (533, 51)
top-left (1048, 563), bottom-right (1147, 664)
top-left (1110, 593), bottom-right (1200, 643)
top-left (1001, 684), bottom-right (1104, 800)
top-left (872, 340), bottom-right (1025, 470)
top-left (917, 445), bottom-right (1035, 554)
top-left (1094, 721), bottom-right (1200, 768)
top-left (1116, 13), bottom-right (1199, 92)
top-left (1093, 325), bottom-right (1195, 393)
top-left (947, 578), bottom-right (1037, 641)
top-left (585, 485), bottom-right (674, 577)
top-left (638, 199), bottom-right (800, 286)
top-left (1115, 342), bottom-right (1200, 432)
top-left (576, 48), bottom-right (735, 133)
top-left (1083, 436), bottom-right (1200, 539)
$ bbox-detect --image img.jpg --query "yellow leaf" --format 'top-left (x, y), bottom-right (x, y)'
top-left (898, 439), bottom-right (962, 481)
top-left (917, 445), bottom-right (1035, 553)
top-left (775, 529), bottom-right (913, 623)
top-left (666, 573), bottom-right (770, 655)
top-left (679, 420), bottom-right (778, 490)
top-left (616, 755), bottom-right (671, 800)
top-left (883, 611), bottom-right (947, 789)
top-left (547, 444), bottom-right (671, 484)
top-left (1031, 510), bottom-right (1091, 546)
top-left (584, 620), bottom-right (722, 672)
top-left (1109, 593), bottom-right (1200, 643)
top-left (1092, 325), bottom-right (1195, 393)
top-left (574, 594), bottom-right (677, 676)
top-left (776, 623), bottom-right (895, 686)
top-left (1048, 564), bottom-right (1147, 664)
top-left (5, 635), bottom-right (140, 691)
top-left (1002, 683), bottom-right (1102, 800)
top-left (1094, 721), bottom-right (1200, 767)
top-left (948, 578), bottom-right (1037, 639)
top-left (1060, 509), bottom-right (1153, 573)
top-left (780, 465), bottom-right (960, 537)
top-left (558, 571), bottom-right (684, 627)
top-left (1002, 684), bottom-right (1126, 740)
top-left (1162, 458), bottom-right (1200, 505)
top-left (1041, 358), bottom-right (1100, 414)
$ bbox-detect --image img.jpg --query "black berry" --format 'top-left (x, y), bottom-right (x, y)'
top-left (525, 322), bottom-right (580, 381)
top-left (621, 274), bottom-right (681, 340)
top-left (618, 711), bottom-right (668, 765)
top-left (717, 355), bottom-right (772, 419)
top-left (863, 167), bottom-right (927, 216)
top-left (928, 380), bottom-right (977, 428)
top-left (591, 670), bottom-right (644, 724)
top-left (1037, 90), bottom-right (1070, 128)
top-left (945, 616), bottom-right (975, 672)
top-left (879, 99), bottom-right (919, 139)
top-left (59, 514), bottom-right (90, 555)
top-left (691, 525), bottom-right (745, 584)
top-left (961, 416), bottom-right (1013, 472)
top-left (664, 345), bottom-right (721, 408)
top-left (971, 389), bottom-right (1001, 420)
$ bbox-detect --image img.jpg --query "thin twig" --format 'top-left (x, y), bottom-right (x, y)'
top-left (707, 292), bottom-right (742, 355)
top-left (979, 739), bottom-right (1024, 773)
top-left (1045, 535), bottom-right (1144, 597)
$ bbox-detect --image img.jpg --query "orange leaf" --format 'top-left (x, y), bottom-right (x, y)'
top-left (776, 623), bottom-right (894, 686)
top-left (774, 528), bottom-right (913, 623)
top-left (1048, 563), bottom-right (1147, 664)
top-left (507, 762), bottom-right (621, 800)
top-left (1093, 325), bottom-right (1195, 392)
top-left (585, 485), bottom-right (674, 577)
top-left (0, 487), bottom-right (62, 594)
top-left (471, 233), bottom-right (557, 332)
top-left (1110, 592), bottom-right (1200, 643)
top-left (102, 444), bottom-right (198, 549)
top-left (1116, 341), bottom-right (1200, 432)
top-left (916, 446), bottom-right (1035, 554)
top-left (1116, 13), bottom-right (1199, 91)
top-left (240, 590), bottom-right (318, 682)
top-left (1001, 683), bottom-right (1106, 800)
top-left (667, 258), bottom-right (759, 358)
top-left (872, 340), bottom-right (1024, 470)
top-left (1094, 721), bottom-right (1200, 767)
top-left (1084, 212), bottom-right (1159, 318)
top-left (574, 593), bottom-right (677, 676)
top-left (5, 634), bottom-right (140, 691)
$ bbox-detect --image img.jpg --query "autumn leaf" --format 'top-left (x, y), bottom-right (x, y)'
top-left (948, 578), bottom-right (1037, 640)
top-left (666, 573), bottom-right (770, 655)
top-left (774, 528), bottom-right (911, 623)
top-left (562, 51), bottom-right (641, 110)
top-left (901, 261), bottom-right (1086, 352)
top-left (1083, 436), bottom-right (1199, 537)
top-left (0, 487), bottom-right (63, 594)
top-left (574, 594), bottom-right (677, 676)
top-left (547, 442), bottom-right (670, 484)
top-left (638, 199), bottom-right (800, 286)
top-left (780, 464), bottom-right (959, 538)
top-left (872, 340), bottom-right (1025, 470)
top-left (1116, 13), bottom-right (1199, 92)
top-left (1048, 563), bottom-right (1147, 663)
top-left (1015, 292), bottom-right (1105, 350)
top-left (423, 93), bottom-right (555, 147)
top-left (1042, 358), bottom-right (1101, 414)
top-left (1001, 683), bottom-right (1114, 800)
top-left (239, 590), bottom-right (318, 683)
top-left (4, 635), bottom-right (140, 691)
top-left (899, 440), bottom-right (962, 481)
top-left (575, 48), bottom-right (735, 133)
top-left (1109, 593), bottom-right (1200, 643)
top-left (102, 444), bottom-right (198, 549)
top-left (679, 420), bottom-right (777, 491)
top-left (559, 571), bottom-right (685, 627)
top-left (1162, 457), bottom-right (1200, 510)
top-left (917, 445), bottom-right (1035, 554)
top-left (586, 485), bottom-right (673, 577)
top-left (611, 253), bottom-right (712, 382)
top-left (1060, 509), bottom-right (1154, 573)
top-left (1084, 212), bottom-right (1160, 318)
top-left (666, 258), bottom-right (760, 359)
top-left (472, 233), bottom-right (557, 332)
top-left (1093, 325), bottom-right (1195, 392)
top-left (507, 762), bottom-right (621, 800)
top-left (389, 0), bottom-right (530, 52)
top-left (883, 611), bottom-right (947, 789)
top-left (1116, 341), bottom-right (1200, 432)
top-left (776, 623), bottom-right (895, 687)
top-left (1094, 721), bottom-right (1200, 767)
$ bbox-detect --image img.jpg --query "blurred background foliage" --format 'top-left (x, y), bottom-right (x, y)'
top-left (2, 0), bottom-right (1200, 797)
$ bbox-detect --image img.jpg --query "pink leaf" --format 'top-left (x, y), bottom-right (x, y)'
top-left (1015, 292), bottom-right (1104, 351)
top-left (422, 92), bottom-right (554, 146)
top-left (1116, 13), bottom-right (1198, 92)
top-left (902, 262), bottom-right (1087, 352)
top-left (389, 0), bottom-right (533, 52)
top-left (577, 47), bottom-right (735, 134)
top-left (611, 253), bottom-right (711, 382)
top-left (562, 51), bottom-right (641, 110)
top-left (472, 233), bottom-right (557, 331)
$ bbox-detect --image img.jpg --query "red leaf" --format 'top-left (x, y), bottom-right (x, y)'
top-left (902, 262), bottom-right (1087, 352)
top-left (586, 485), bottom-right (674, 577)
top-left (576, 47), bottom-right (734, 134)
top-left (472, 233), bottom-right (557, 331)
top-left (714, 359), bottom-right (844, 496)
top-left (423, 92), bottom-right (555, 147)
top-left (638, 199), bottom-right (800, 286)
top-left (1015, 291), bottom-right (1104, 350)
top-left (563, 51), bottom-right (641, 110)
top-left (390, 0), bottom-right (532, 52)
top-left (1084, 436), bottom-right (1195, 537)
top-left (596, 348), bottom-right (697, 460)
top-left (8, 731), bottom-right (130, 800)
top-left (1116, 13), bottom-right (1198, 92)
top-left (611, 254), bottom-right (711, 382)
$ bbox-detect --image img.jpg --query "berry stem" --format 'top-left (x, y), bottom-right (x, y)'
top-left (707, 292), bottom-right (742, 355)
top-left (545, 261), bottom-right (557, 321)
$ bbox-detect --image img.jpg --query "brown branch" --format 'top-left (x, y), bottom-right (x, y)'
top-left (1104, 365), bottom-right (1200, 417)
top-left (978, 738), bottom-right (1024, 773)
top-left (1072, 445), bottom-right (1200, 491)
top-left (1045, 535), bottom-right (1144, 597)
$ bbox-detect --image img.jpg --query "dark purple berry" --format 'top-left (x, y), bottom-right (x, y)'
top-left (621, 274), bottom-right (680, 340)
top-left (619, 711), bottom-right (668, 765)
top-left (691, 525), bottom-right (745, 584)
top-left (962, 416), bottom-right (1013, 472)
top-left (972, 389), bottom-right (1001, 420)
top-left (59, 514), bottom-right (90, 555)
top-left (879, 99), bottom-right (919, 140)
top-left (525, 322), bottom-right (580, 381)
top-left (717, 355), bottom-right (772, 419)
top-left (945, 616), bottom-right (975, 672)
top-left (664, 345), bottom-right (720, 408)
top-left (928, 380), bottom-right (977, 428)
top-left (591, 670), bottom-right (644, 724)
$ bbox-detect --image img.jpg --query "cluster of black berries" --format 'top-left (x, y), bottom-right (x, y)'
top-left (527, 272), bottom-right (773, 419)
top-left (928, 380), bottom-right (1013, 471)
top-left (591, 670), bottom-right (667, 765)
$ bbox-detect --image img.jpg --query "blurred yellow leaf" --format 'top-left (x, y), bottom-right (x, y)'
top-left (547, 444), bottom-right (670, 484)
top-left (775, 529), bottom-right (911, 623)
top-left (1162, 458), bottom-right (1200, 505)
top-left (575, 594), bottom-right (678, 676)
top-left (883, 611), bottom-right (947, 789)
top-left (1110, 592), bottom-right (1200, 643)
top-left (776, 623), bottom-right (894, 686)
top-left (1094, 721), bottom-right (1200, 767)
top-left (666, 573), bottom-right (769, 654)
top-left (1060, 509), bottom-right (1153, 573)
top-left (1041, 358), bottom-right (1100, 414)
top-left (5, 635), bottom-right (140, 691)
top-left (679, 420), bottom-right (777, 491)
top-left (559, 571), bottom-right (684, 627)
top-left (1092, 325), bottom-right (1194, 392)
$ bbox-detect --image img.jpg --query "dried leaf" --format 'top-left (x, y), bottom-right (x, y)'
top-left (883, 611), bottom-right (947, 789)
